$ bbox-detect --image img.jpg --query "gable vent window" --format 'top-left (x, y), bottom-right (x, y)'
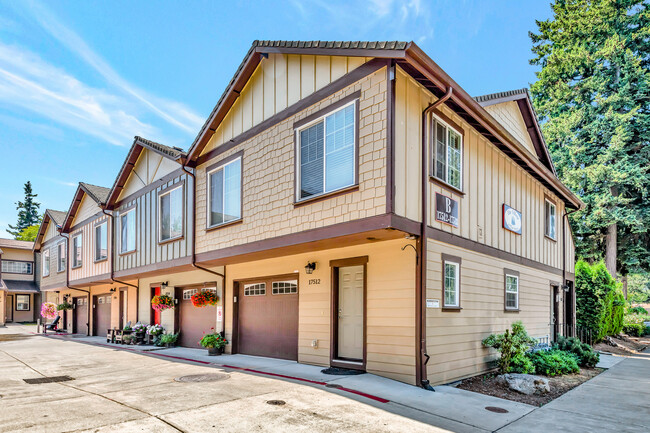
top-left (297, 101), bottom-right (356, 200)
top-left (431, 117), bottom-right (463, 190)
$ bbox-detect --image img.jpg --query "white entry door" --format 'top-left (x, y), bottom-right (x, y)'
top-left (338, 265), bottom-right (364, 360)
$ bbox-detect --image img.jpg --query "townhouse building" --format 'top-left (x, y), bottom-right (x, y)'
top-left (22, 40), bottom-right (582, 389)
top-left (0, 238), bottom-right (39, 324)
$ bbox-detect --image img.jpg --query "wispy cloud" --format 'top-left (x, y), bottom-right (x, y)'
top-left (46, 178), bottom-right (77, 187)
top-left (24, 0), bottom-right (203, 135)
top-left (0, 43), bottom-right (156, 146)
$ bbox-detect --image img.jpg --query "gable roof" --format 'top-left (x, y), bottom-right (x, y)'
top-left (474, 88), bottom-right (555, 173)
top-left (61, 182), bottom-right (111, 233)
top-left (104, 136), bottom-right (187, 209)
top-left (184, 40), bottom-right (582, 209)
top-left (33, 209), bottom-right (66, 251)
top-left (0, 238), bottom-right (34, 250)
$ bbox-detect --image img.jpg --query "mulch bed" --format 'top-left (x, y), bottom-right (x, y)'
top-left (456, 368), bottom-right (603, 406)
top-left (594, 334), bottom-right (650, 356)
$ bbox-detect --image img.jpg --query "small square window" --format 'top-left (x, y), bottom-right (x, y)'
top-left (272, 281), bottom-right (298, 295)
top-left (244, 283), bottom-right (266, 296)
top-left (16, 295), bottom-right (29, 311)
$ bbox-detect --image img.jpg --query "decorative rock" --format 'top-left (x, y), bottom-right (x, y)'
top-left (497, 373), bottom-right (550, 395)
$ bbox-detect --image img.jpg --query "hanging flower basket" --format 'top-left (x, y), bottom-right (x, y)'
top-left (151, 294), bottom-right (175, 312)
top-left (41, 303), bottom-right (58, 320)
top-left (191, 290), bottom-right (219, 308)
top-left (57, 302), bottom-right (73, 311)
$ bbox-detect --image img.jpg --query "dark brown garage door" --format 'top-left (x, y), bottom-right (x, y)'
top-left (237, 276), bottom-right (298, 360)
top-left (93, 294), bottom-right (111, 336)
top-left (176, 288), bottom-right (217, 348)
top-left (74, 297), bottom-right (88, 335)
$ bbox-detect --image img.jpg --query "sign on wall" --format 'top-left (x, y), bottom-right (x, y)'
top-left (502, 204), bottom-right (522, 235)
top-left (435, 193), bottom-right (459, 228)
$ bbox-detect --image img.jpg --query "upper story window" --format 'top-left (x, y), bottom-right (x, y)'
top-left (95, 222), bottom-right (108, 261)
top-left (545, 199), bottom-right (557, 240)
top-left (208, 157), bottom-right (242, 228)
top-left (1, 260), bottom-right (33, 275)
top-left (296, 101), bottom-right (356, 201)
top-left (431, 117), bottom-right (463, 190)
top-left (57, 242), bottom-right (66, 272)
top-left (72, 234), bottom-right (82, 268)
top-left (42, 249), bottom-right (50, 277)
top-left (120, 208), bottom-right (136, 254)
top-left (159, 185), bottom-right (183, 242)
top-left (505, 273), bottom-right (519, 311)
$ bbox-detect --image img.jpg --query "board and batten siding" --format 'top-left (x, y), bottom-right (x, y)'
top-left (117, 150), bottom-right (181, 203)
top-left (201, 54), bottom-right (372, 156)
top-left (39, 238), bottom-right (67, 289)
top-left (393, 66), bottom-right (575, 275)
top-left (426, 240), bottom-right (566, 385)
top-left (114, 173), bottom-right (193, 272)
top-left (483, 101), bottom-right (537, 157)
top-left (68, 214), bottom-right (111, 281)
top-left (195, 67), bottom-right (388, 253)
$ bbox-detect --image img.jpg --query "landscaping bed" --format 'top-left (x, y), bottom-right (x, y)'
top-left (594, 334), bottom-right (650, 356)
top-left (457, 367), bottom-right (603, 406)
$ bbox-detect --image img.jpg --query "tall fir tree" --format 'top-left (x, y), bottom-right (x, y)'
top-left (530, 0), bottom-right (650, 278)
top-left (7, 181), bottom-right (41, 238)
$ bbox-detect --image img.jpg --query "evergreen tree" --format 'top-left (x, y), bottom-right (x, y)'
top-left (530, 0), bottom-right (650, 278)
top-left (7, 181), bottom-right (41, 238)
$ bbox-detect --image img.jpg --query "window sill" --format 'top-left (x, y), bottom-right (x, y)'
top-left (429, 176), bottom-right (465, 196)
top-left (57, 269), bottom-right (66, 274)
top-left (118, 250), bottom-right (137, 257)
top-left (206, 218), bottom-right (243, 232)
top-left (294, 185), bottom-right (359, 208)
top-left (70, 265), bottom-right (82, 270)
top-left (94, 258), bottom-right (108, 264)
top-left (504, 308), bottom-right (520, 313)
top-left (158, 235), bottom-right (184, 246)
top-left (544, 235), bottom-right (557, 243)
top-left (442, 307), bottom-right (462, 312)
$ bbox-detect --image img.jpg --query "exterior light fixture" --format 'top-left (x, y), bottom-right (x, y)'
top-left (561, 284), bottom-right (570, 292)
top-left (109, 288), bottom-right (116, 292)
top-left (305, 262), bottom-right (316, 274)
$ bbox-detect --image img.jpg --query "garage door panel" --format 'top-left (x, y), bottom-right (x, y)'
top-left (238, 278), bottom-right (298, 360)
top-left (177, 288), bottom-right (217, 348)
top-left (93, 294), bottom-right (111, 336)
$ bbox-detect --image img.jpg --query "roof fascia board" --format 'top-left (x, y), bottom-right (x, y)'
top-left (254, 45), bottom-right (407, 58)
top-left (61, 185), bottom-right (84, 233)
top-left (404, 44), bottom-right (582, 209)
top-left (476, 92), bottom-right (526, 107)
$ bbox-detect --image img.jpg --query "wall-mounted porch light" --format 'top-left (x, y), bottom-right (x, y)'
top-left (305, 262), bottom-right (316, 274)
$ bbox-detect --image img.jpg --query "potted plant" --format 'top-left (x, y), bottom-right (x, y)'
top-left (133, 323), bottom-right (147, 344)
top-left (199, 330), bottom-right (228, 356)
top-left (151, 294), bottom-right (175, 312)
top-left (146, 324), bottom-right (165, 346)
top-left (160, 332), bottom-right (179, 348)
top-left (191, 290), bottom-right (219, 307)
top-left (123, 334), bottom-right (135, 345)
top-left (56, 302), bottom-right (73, 311)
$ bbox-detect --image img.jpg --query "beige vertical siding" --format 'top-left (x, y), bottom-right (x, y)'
top-left (394, 66), bottom-right (572, 272)
top-left (195, 68), bottom-right (388, 253)
top-left (117, 150), bottom-right (180, 202)
top-left (72, 195), bottom-right (101, 226)
top-left (201, 54), bottom-right (372, 157)
top-left (68, 214), bottom-right (111, 282)
top-left (39, 238), bottom-right (67, 290)
top-left (426, 240), bottom-right (566, 385)
top-left (483, 101), bottom-right (537, 156)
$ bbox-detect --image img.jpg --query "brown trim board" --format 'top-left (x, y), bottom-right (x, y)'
top-left (113, 256), bottom-right (194, 280)
top-left (69, 273), bottom-right (113, 287)
top-left (427, 225), bottom-right (564, 276)
top-left (112, 167), bottom-right (186, 209)
top-left (386, 60), bottom-right (396, 214)
top-left (192, 58), bottom-right (389, 167)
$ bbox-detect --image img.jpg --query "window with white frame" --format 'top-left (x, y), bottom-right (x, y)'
top-left (297, 101), bottom-right (356, 200)
top-left (244, 283), bottom-right (266, 296)
top-left (505, 273), bottom-right (519, 310)
top-left (1, 260), bottom-right (33, 275)
top-left (57, 242), bottom-right (66, 272)
top-left (120, 208), bottom-right (136, 253)
top-left (208, 158), bottom-right (241, 228)
top-left (95, 222), bottom-right (108, 261)
top-left (443, 261), bottom-right (460, 307)
top-left (272, 281), bottom-right (298, 295)
top-left (72, 234), bottom-right (82, 268)
top-left (544, 199), bottom-right (557, 240)
top-left (42, 249), bottom-right (50, 277)
top-left (159, 185), bottom-right (183, 241)
top-left (183, 289), bottom-right (198, 300)
top-left (16, 294), bottom-right (29, 311)
top-left (431, 117), bottom-right (463, 190)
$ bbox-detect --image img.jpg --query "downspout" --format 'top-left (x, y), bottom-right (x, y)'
top-left (562, 207), bottom-right (579, 335)
top-left (181, 163), bottom-right (227, 335)
top-left (418, 87), bottom-right (453, 390)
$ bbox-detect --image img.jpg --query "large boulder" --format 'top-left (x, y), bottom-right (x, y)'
top-left (497, 373), bottom-right (550, 395)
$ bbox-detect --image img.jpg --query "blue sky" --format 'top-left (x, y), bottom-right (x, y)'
top-left (0, 0), bottom-right (553, 238)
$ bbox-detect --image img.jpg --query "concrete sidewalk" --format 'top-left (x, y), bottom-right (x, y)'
top-left (44, 332), bottom-right (535, 432)
top-left (498, 349), bottom-right (650, 432)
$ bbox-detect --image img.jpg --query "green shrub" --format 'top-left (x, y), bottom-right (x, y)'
top-left (160, 333), bottom-right (179, 345)
top-left (482, 321), bottom-right (537, 374)
top-left (510, 353), bottom-right (535, 374)
top-left (628, 306), bottom-right (648, 315)
top-left (623, 323), bottom-right (645, 337)
top-left (554, 336), bottom-right (599, 368)
top-left (529, 350), bottom-right (580, 376)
